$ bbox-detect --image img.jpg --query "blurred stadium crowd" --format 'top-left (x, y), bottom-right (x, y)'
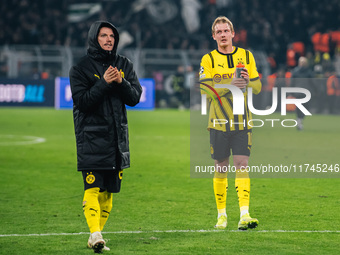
top-left (1, 0), bottom-right (340, 112)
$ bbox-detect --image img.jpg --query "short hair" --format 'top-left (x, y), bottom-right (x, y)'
top-left (211, 16), bottom-right (234, 35)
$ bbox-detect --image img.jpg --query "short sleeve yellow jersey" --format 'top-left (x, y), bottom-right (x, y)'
top-left (199, 47), bottom-right (262, 132)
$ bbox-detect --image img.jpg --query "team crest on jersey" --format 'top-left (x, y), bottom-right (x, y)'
top-left (86, 172), bottom-right (95, 184)
top-left (237, 58), bottom-right (244, 65)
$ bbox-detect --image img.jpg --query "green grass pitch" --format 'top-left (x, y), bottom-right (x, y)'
top-left (0, 108), bottom-right (339, 254)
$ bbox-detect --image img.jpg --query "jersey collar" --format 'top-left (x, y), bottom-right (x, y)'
top-left (216, 46), bottom-right (238, 56)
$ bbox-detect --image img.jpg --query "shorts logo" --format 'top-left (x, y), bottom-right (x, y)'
top-left (118, 170), bottom-right (123, 180)
top-left (86, 172), bottom-right (95, 184)
top-left (210, 144), bottom-right (214, 155)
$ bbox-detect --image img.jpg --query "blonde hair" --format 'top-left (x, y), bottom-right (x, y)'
top-left (211, 16), bottom-right (234, 35)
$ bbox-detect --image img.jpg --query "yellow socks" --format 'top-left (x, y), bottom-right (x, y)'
top-left (83, 188), bottom-right (113, 233)
top-left (83, 187), bottom-right (101, 233)
top-left (235, 170), bottom-right (250, 216)
top-left (213, 172), bottom-right (228, 216)
top-left (213, 170), bottom-right (251, 218)
top-left (98, 190), bottom-right (113, 231)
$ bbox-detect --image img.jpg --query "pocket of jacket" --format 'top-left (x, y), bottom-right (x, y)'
top-left (82, 126), bottom-right (110, 154)
top-left (119, 124), bottom-right (129, 149)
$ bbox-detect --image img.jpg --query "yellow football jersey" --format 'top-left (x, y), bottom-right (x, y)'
top-left (199, 47), bottom-right (262, 132)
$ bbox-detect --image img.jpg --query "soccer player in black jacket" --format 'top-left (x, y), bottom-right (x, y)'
top-left (69, 21), bottom-right (142, 253)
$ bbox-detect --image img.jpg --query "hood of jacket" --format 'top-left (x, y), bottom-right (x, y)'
top-left (87, 21), bottom-right (120, 62)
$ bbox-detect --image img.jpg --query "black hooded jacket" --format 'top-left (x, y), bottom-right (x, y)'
top-left (69, 21), bottom-right (142, 171)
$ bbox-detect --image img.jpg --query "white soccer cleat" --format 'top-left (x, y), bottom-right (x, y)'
top-left (238, 213), bottom-right (259, 230)
top-left (87, 232), bottom-right (106, 253)
top-left (103, 246), bottom-right (110, 251)
top-left (214, 215), bottom-right (228, 229)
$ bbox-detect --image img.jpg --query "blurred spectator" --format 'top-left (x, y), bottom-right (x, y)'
top-left (274, 68), bottom-right (289, 113)
top-left (286, 44), bottom-right (298, 68)
top-left (1, 0), bottom-right (339, 65)
top-left (290, 56), bottom-right (314, 130)
top-left (169, 65), bottom-right (186, 109)
top-left (152, 71), bottom-right (168, 108)
top-left (1, 0), bottom-right (340, 83)
top-left (326, 66), bottom-right (340, 114)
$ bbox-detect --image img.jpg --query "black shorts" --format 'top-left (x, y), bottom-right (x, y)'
top-left (210, 129), bottom-right (252, 161)
top-left (82, 170), bottom-right (123, 193)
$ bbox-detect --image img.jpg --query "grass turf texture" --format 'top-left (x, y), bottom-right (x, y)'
top-left (0, 108), bottom-right (339, 254)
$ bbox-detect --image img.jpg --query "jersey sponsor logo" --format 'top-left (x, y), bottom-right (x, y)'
top-left (218, 63), bottom-right (225, 68)
top-left (213, 73), bottom-right (234, 83)
top-left (213, 74), bottom-right (222, 83)
top-left (86, 172), bottom-right (95, 184)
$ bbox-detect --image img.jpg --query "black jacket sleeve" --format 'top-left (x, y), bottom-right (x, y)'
top-left (69, 65), bottom-right (111, 113)
top-left (116, 58), bottom-right (143, 107)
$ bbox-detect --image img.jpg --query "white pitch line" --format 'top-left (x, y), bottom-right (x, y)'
top-left (0, 135), bottom-right (46, 146)
top-left (1, 229), bottom-right (339, 237)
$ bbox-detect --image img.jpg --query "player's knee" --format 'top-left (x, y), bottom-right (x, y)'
top-left (215, 158), bottom-right (229, 165)
top-left (233, 157), bottom-right (248, 169)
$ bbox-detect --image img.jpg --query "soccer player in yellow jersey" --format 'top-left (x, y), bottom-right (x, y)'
top-left (199, 16), bottom-right (262, 230)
